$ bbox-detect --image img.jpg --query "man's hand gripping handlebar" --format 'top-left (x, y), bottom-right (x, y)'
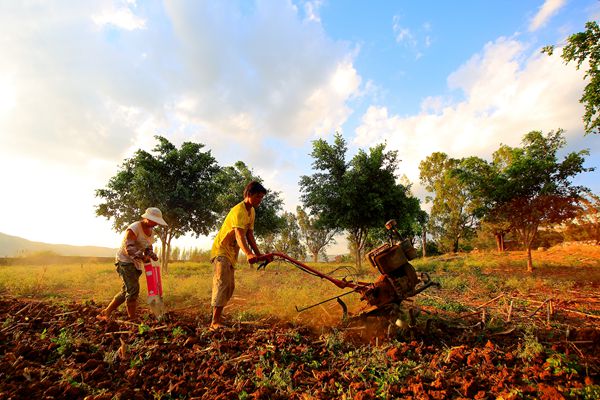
top-left (249, 253), bottom-right (275, 270)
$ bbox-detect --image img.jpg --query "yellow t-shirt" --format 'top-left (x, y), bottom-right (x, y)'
top-left (211, 201), bottom-right (255, 266)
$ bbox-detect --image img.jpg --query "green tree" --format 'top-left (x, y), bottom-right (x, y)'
top-left (262, 211), bottom-right (306, 260)
top-left (419, 152), bottom-right (479, 253)
top-left (543, 21), bottom-right (600, 135)
top-left (458, 129), bottom-right (592, 271)
top-left (563, 192), bottom-right (600, 245)
top-left (95, 136), bottom-right (222, 272)
top-left (296, 207), bottom-right (338, 263)
top-left (215, 161), bottom-right (285, 239)
top-left (300, 133), bottom-right (422, 270)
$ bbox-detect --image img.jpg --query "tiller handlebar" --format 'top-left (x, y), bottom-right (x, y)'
top-left (250, 221), bottom-right (439, 319)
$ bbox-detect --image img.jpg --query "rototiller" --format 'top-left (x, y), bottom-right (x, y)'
top-left (252, 219), bottom-right (439, 322)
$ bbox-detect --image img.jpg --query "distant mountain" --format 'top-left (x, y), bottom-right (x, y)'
top-left (0, 232), bottom-right (116, 257)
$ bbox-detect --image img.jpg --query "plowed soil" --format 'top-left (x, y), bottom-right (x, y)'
top-left (1, 296), bottom-right (598, 399)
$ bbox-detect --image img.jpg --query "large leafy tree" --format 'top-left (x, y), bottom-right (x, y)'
top-left (543, 21), bottom-right (600, 135)
top-left (95, 136), bottom-right (222, 272)
top-left (458, 129), bottom-right (592, 272)
top-left (419, 152), bottom-right (479, 253)
top-left (296, 207), bottom-right (338, 263)
top-left (300, 133), bottom-right (422, 270)
top-left (215, 161), bottom-right (285, 240)
top-left (262, 211), bottom-right (306, 260)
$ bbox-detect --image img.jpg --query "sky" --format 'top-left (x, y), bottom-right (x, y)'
top-left (1, 0), bottom-right (599, 255)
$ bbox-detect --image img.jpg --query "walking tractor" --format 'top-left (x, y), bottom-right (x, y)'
top-left (252, 219), bottom-right (440, 329)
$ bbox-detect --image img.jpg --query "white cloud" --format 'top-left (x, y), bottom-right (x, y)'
top-left (92, 4), bottom-right (146, 31)
top-left (303, 0), bottom-right (323, 23)
top-left (393, 16), bottom-right (416, 46)
top-left (0, 1), bottom-right (361, 249)
top-left (529, 0), bottom-right (566, 31)
top-left (354, 36), bottom-right (586, 192)
top-left (0, 1), bottom-right (359, 164)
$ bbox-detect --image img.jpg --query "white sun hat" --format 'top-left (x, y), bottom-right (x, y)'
top-left (141, 207), bottom-right (168, 226)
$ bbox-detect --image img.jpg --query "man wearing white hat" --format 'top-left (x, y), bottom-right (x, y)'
top-left (97, 207), bottom-right (168, 320)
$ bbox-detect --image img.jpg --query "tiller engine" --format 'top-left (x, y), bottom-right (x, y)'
top-left (253, 219), bottom-right (439, 321)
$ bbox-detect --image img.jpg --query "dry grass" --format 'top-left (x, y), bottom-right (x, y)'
top-left (1, 243), bottom-right (598, 326)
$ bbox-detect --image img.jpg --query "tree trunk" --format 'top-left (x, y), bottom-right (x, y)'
top-left (355, 246), bottom-right (362, 271)
top-left (421, 228), bottom-right (427, 258)
top-left (526, 244), bottom-right (533, 273)
top-left (453, 238), bottom-right (459, 253)
top-left (495, 233), bottom-right (506, 252)
top-left (312, 252), bottom-right (319, 263)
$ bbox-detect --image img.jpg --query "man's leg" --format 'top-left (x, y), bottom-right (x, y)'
top-left (210, 257), bottom-right (234, 329)
top-left (98, 294), bottom-right (125, 320)
top-left (212, 306), bottom-right (224, 327)
top-left (97, 265), bottom-right (128, 320)
top-left (118, 263), bottom-right (142, 321)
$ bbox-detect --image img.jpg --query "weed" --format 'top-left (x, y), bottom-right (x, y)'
top-left (51, 328), bottom-right (75, 356)
top-left (254, 356), bottom-right (292, 392)
top-left (545, 353), bottom-right (580, 376)
top-left (234, 310), bottom-right (262, 322)
top-left (39, 328), bottom-right (47, 340)
top-left (569, 385), bottom-right (600, 400)
top-left (517, 327), bottom-right (544, 362)
top-left (324, 329), bottom-right (344, 352)
top-left (138, 323), bottom-right (151, 335)
top-left (2, 317), bottom-right (13, 328)
top-left (103, 349), bottom-right (119, 367)
top-left (172, 326), bottom-right (186, 338)
top-left (130, 356), bottom-right (143, 368)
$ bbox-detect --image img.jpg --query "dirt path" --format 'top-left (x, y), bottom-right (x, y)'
top-left (0, 297), bottom-right (598, 399)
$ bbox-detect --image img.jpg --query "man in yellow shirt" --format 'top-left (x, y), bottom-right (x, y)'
top-left (210, 181), bottom-right (267, 329)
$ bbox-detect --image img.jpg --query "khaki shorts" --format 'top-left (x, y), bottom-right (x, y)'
top-left (211, 256), bottom-right (235, 307)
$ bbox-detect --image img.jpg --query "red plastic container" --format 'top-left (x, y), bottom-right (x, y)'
top-left (144, 261), bottom-right (163, 297)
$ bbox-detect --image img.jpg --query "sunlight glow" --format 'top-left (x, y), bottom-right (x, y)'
top-left (0, 77), bottom-right (16, 114)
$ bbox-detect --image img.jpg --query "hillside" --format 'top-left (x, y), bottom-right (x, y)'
top-left (0, 232), bottom-right (115, 257)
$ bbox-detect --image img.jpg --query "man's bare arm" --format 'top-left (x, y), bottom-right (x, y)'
top-left (246, 230), bottom-right (261, 256)
top-left (234, 228), bottom-right (256, 261)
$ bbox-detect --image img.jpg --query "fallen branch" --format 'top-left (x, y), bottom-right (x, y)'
top-left (529, 298), bottom-right (551, 318)
top-left (476, 294), bottom-right (504, 309)
top-left (55, 311), bottom-right (78, 317)
top-left (12, 303), bottom-right (31, 316)
top-left (559, 308), bottom-right (600, 320)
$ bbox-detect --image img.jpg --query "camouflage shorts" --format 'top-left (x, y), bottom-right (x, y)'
top-left (115, 262), bottom-right (142, 302)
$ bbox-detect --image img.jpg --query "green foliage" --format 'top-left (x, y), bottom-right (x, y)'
top-left (171, 326), bottom-right (185, 338)
top-left (215, 161), bottom-right (285, 239)
top-left (51, 328), bottom-right (75, 356)
top-left (297, 206), bottom-right (338, 262)
top-left (138, 323), bottom-right (151, 335)
top-left (300, 133), bottom-right (423, 269)
top-left (543, 21), bottom-right (600, 135)
top-left (517, 328), bottom-right (544, 362)
top-left (95, 136), bottom-right (223, 270)
top-left (457, 129), bottom-right (592, 270)
top-left (569, 385), bottom-right (600, 400)
top-left (419, 152), bottom-right (479, 253)
top-left (545, 353), bottom-right (580, 376)
top-left (262, 211), bottom-right (306, 260)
